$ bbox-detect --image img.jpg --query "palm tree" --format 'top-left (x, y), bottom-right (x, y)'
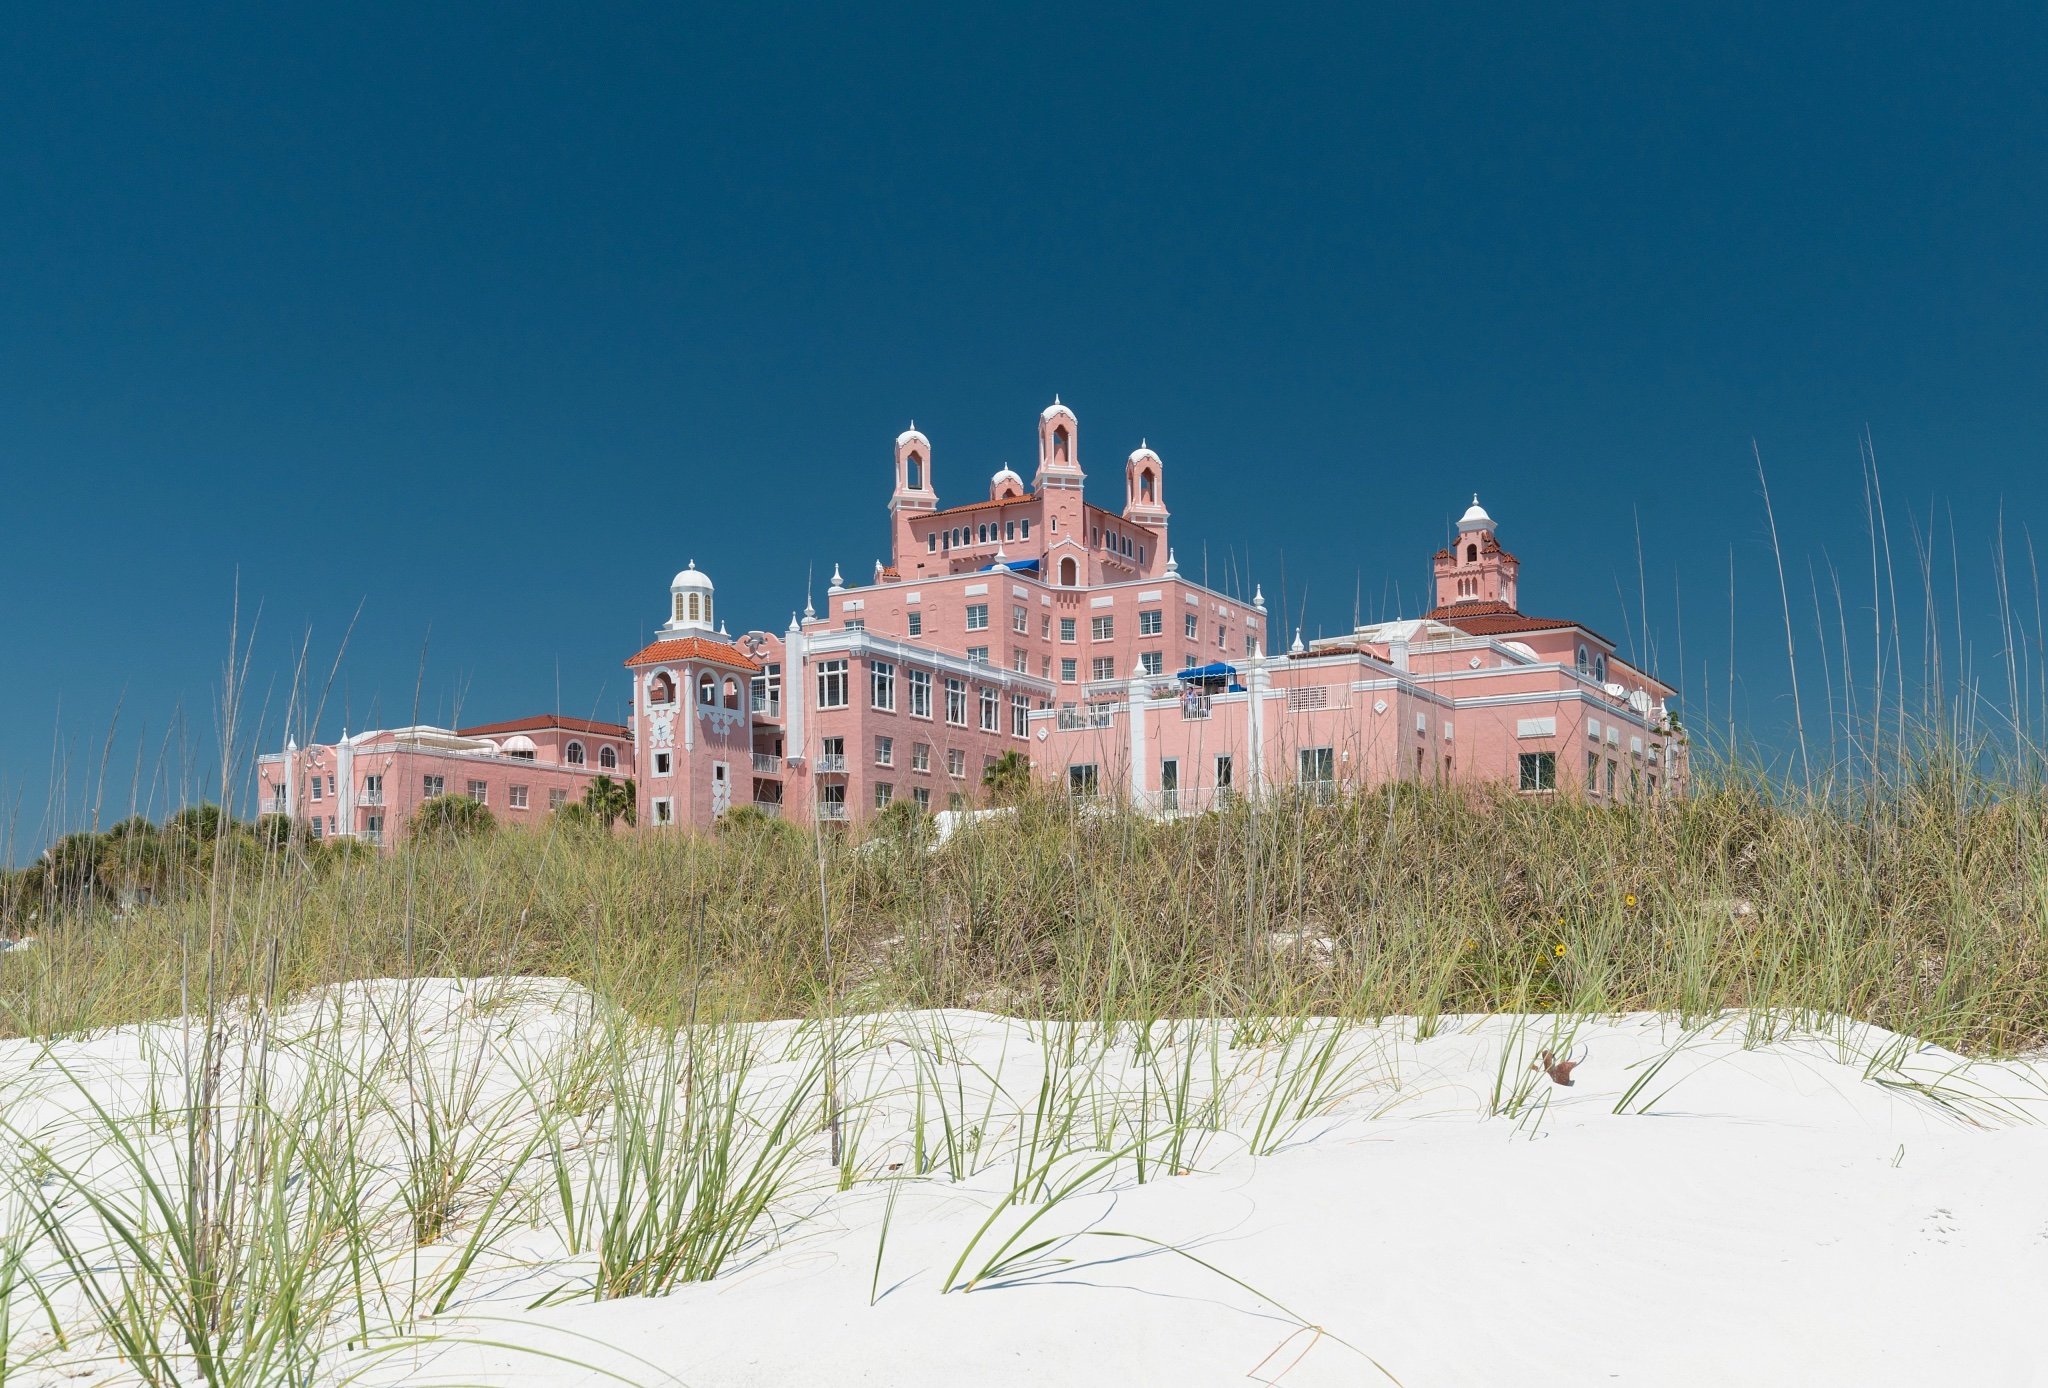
top-left (981, 751), bottom-right (1031, 805)
top-left (412, 793), bottom-right (495, 840)
top-left (581, 775), bottom-right (637, 828)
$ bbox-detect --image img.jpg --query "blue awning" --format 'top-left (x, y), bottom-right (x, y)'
top-left (980, 558), bottom-right (1041, 573)
top-left (1176, 662), bottom-right (1238, 682)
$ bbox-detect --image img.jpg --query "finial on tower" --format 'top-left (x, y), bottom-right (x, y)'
top-left (1165, 548), bottom-right (1179, 576)
top-left (1253, 583), bottom-right (1266, 613)
top-left (1290, 628), bottom-right (1305, 655)
top-left (828, 562), bottom-right (844, 594)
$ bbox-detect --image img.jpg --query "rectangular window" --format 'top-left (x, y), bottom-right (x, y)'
top-left (467, 780), bottom-right (488, 804)
top-left (817, 658), bottom-right (849, 708)
top-left (1217, 624), bottom-right (1228, 648)
top-left (907, 611), bottom-right (923, 637)
top-left (1215, 754), bottom-right (1233, 789)
top-left (1091, 615), bottom-right (1114, 641)
top-left (509, 785), bottom-right (529, 809)
top-left (1068, 764), bottom-right (1099, 797)
top-left (966, 645), bottom-right (989, 663)
top-left (1519, 751), bottom-right (1558, 792)
top-left (1061, 658), bottom-right (1077, 683)
top-left (1138, 609), bottom-right (1163, 636)
top-left (979, 686), bottom-right (999, 732)
top-left (843, 618), bottom-right (865, 630)
top-left (819, 783), bottom-right (848, 819)
top-left (1011, 694), bottom-right (1030, 737)
top-left (966, 603), bottom-right (989, 631)
top-left (876, 735), bottom-right (894, 767)
top-left (913, 786), bottom-right (931, 809)
top-left (423, 775), bottom-right (445, 799)
top-left (1299, 747), bottom-right (1335, 788)
top-left (1247, 635), bottom-right (1258, 657)
top-left (1160, 757), bottom-right (1179, 811)
top-left (1186, 613), bottom-right (1199, 639)
top-left (549, 787), bottom-right (567, 810)
top-left (1587, 750), bottom-right (1601, 793)
top-left (1606, 759), bottom-right (1618, 798)
top-left (361, 773), bottom-right (383, 803)
top-left (1005, 520), bottom-right (1016, 541)
top-left (309, 817), bottom-right (323, 840)
top-left (1060, 617), bottom-right (1077, 643)
top-left (947, 748), bottom-right (967, 778)
top-left (820, 736), bottom-right (846, 771)
top-left (1042, 615), bottom-right (1052, 639)
top-left (874, 781), bottom-right (894, 808)
top-left (945, 678), bottom-right (968, 726)
top-left (310, 776), bottom-right (323, 802)
top-left (654, 798), bottom-right (673, 824)
top-left (654, 750), bottom-right (672, 776)
top-left (912, 742), bottom-right (932, 773)
top-left (871, 660), bottom-right (897, 711)
top-left (1013, 648), bottom-right (1029, 672)
top-left (1139, 651), bottom-right (1163, 676)
top-left (909, 667), bottom-right (932, 718)
top-left (365, 813), bottom-right (383, 843)
top-left (1013, 604), bottom-right (1029, 633)
top-left (1092, 656), bottom-right (1116, 682)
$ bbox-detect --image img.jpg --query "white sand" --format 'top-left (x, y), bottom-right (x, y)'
top-left (4, 980), bottom-right (2046, 1387)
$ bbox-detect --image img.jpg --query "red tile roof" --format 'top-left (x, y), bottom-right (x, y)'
top-left (623, 636), bottom-right (762, 671)
top-left (1429, 605), bottom-right (1613, 643)
top-left (456, 714), bottom-right (631, 738)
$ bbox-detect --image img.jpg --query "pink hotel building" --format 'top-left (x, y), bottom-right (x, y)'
top-left (260, 398), bottom-right (1684, 844)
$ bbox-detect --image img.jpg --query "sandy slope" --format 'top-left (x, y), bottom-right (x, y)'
top-left (5, 983), bottom-right (2046, 1387)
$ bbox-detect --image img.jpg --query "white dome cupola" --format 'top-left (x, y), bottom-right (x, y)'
top-left (666, 560), bottom-right (716, 633)
top-left (1457, 495), bottom-right (1495, 534)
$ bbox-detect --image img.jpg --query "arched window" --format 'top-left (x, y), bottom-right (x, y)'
top-left (1140, 469), bottom-right (1155, 502)
top-left (649, 672), bottom-right (675, 704)
top-left (566, 741), bottom-right (586, 766)
top-left (688, 593), bottom-right (702, 621)
top-left (1576, 645), bottom-right (1590, 675)
top-left (978, 524), bottom-right (987, 543)
top-left (1465, 544), bottom-right (1478, 563)
top-left (907, 452), bottom-right (923, 489)
top-left (928, 534), bottom-right (937, 552)
top-left (1594, 654), bottom-right (1609, 683)
top-left (1054, 426), bottom-right (1070, 462)
top-left (704, 597), bottom-right (713, 627)
top-left (673, 593), bottom-right (687, 623)
top-left (1059, 556), bottom-right (1078, 586)
top-left (699, 672), bottom-right (717, 704)
top-left (1020, 519), bottom-right (1031, 539)
top-left (724, 677), bottom-right (741, 709)
top-left (599, 745), bottom-right (618, 769)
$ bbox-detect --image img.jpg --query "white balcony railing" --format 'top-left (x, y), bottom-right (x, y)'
top-left (750, 695), bottom-right (781, 717)
top-left (816, 753), bottom-right (848, 773)
top-left (752, 753), bottom-right (783, 775)
top-left (1056, 706), bottom-right (1116, 731)
top-left (357, 790), bottom-right (384, 806)
top-left (817, 801), bottom-right (850, 821)
top-left (751, 800), bottom-right (782, 817)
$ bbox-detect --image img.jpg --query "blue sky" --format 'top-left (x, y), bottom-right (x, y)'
top-left (4, 4), bottom-right (2045, 852)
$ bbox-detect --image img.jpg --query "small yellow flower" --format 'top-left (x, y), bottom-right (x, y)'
top-left (1553, 943), bottom-right (1567, 957)
top-left (1624, 893), bottom-right (1638, 908)
top-left (1463, 938), bottom-right (1477, 952)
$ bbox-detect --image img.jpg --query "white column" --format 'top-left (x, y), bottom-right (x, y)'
top-left (682, 667), bottom-right (696, 751)
top-left (1127, 662), bottom-right (1149, 808)
top-left (784, 619), bottom-right (806, 759)
top-left (1248, 647), bottom-right (1269, 800)
top-left (283, 738), bottom-right (299, 819)
top-left (336, 733), bottom-right (355, 836)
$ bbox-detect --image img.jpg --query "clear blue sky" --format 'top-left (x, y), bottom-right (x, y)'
top-left (5, 4), bottom-right (2044, 852)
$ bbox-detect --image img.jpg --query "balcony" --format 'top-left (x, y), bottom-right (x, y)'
top-left (817, 801), bottom-right (850, 821)
top-left (752, 753), bottom-right (783, 775)
top-left (1179, 694), bottom-right (1213, 721)
top-left (1056, 706), bottom-right (1117, 731)
top-left (750, 694), bottom-right (781, 718)
top-left (751, 800), bottom-right (783, 818)
top-left (357, 790), bottom-right (384, 806)
top-left (816, 753), bottom-right (848, 773)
